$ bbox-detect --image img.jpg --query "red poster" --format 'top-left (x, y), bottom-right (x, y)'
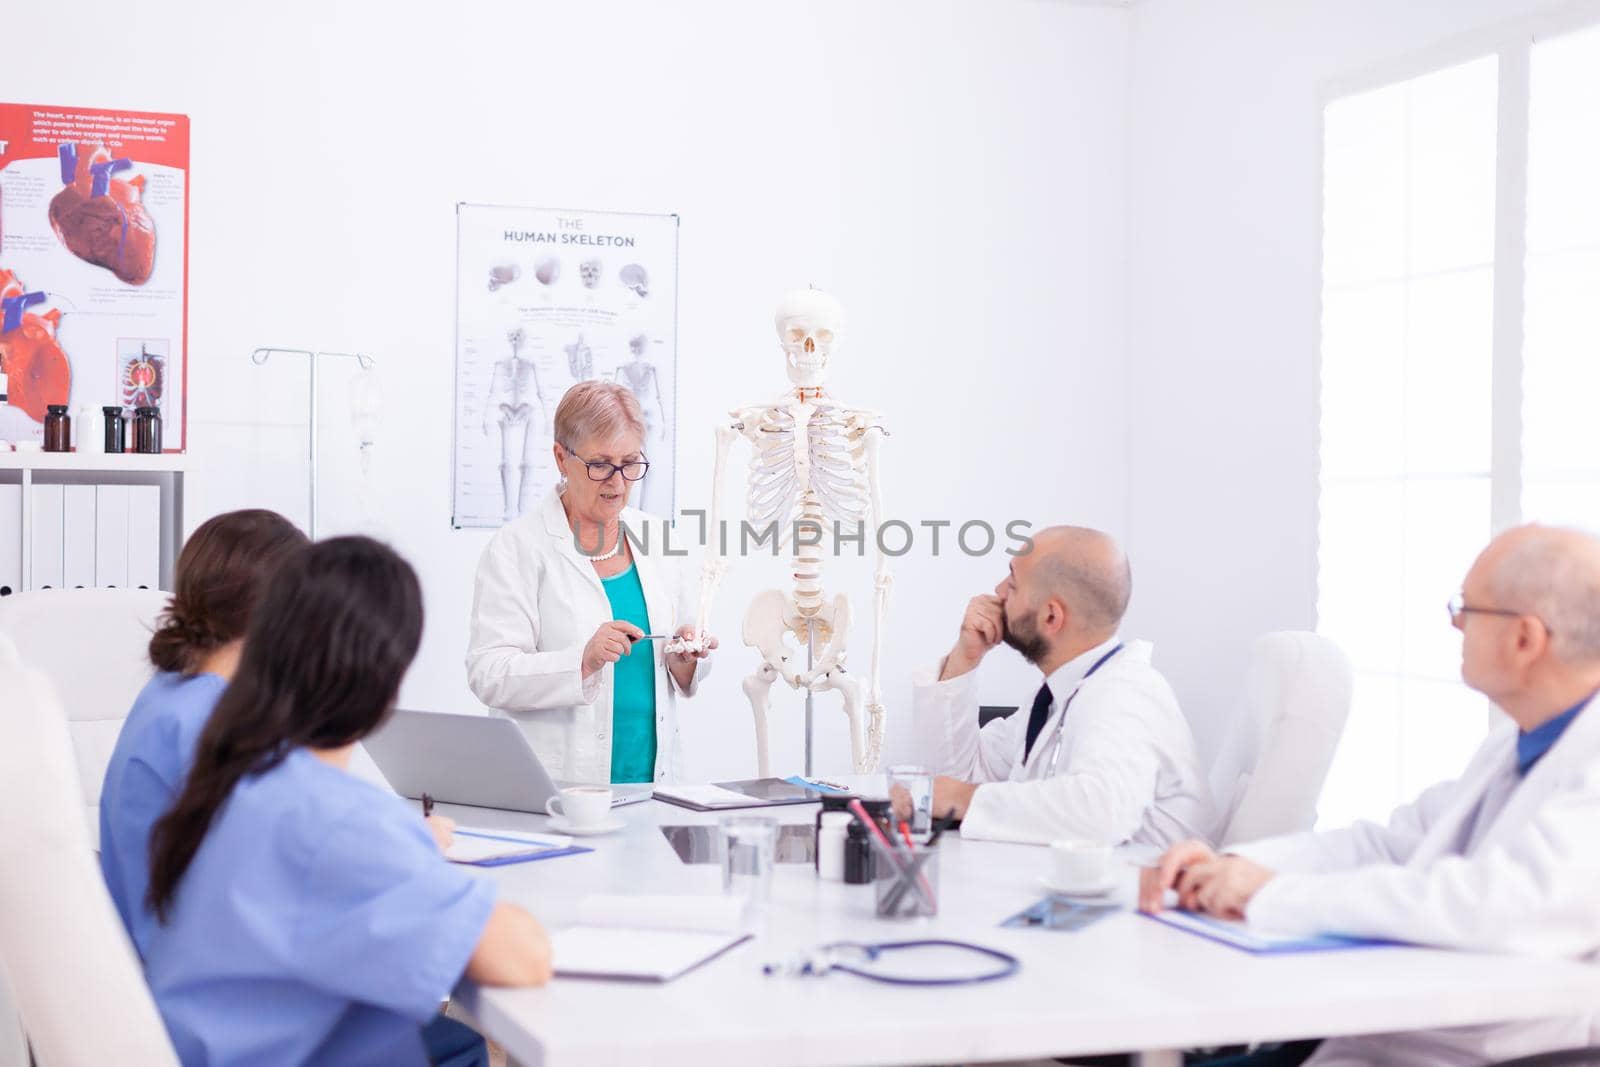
top-left (0, 102), bottom-right (189, 449)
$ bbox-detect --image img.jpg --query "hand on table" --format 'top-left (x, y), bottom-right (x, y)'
top-left (425, 814), bottom-right (457, 853)
top-left (1139, 838), bottom-right (1275, 920)
top-left (931, 776), bottom-right (979, 820)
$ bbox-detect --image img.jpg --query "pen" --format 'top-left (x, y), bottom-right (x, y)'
top-left (422, 793), bottom-right (434, 818)
top-left (628, 633), bottom-right (671, 641)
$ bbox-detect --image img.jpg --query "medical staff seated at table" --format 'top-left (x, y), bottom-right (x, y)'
top-left (908, 525), bottom-right (1214, 849)
top-left (141, 537), bottom-right (552, 1067)
top-left (99, 508), bottom-right (309, 958)
top-left (1144, 524), bottom-right (1600, 1067)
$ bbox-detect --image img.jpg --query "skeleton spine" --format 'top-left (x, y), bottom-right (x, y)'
top-left (793, 492), bottom-right (825, 617)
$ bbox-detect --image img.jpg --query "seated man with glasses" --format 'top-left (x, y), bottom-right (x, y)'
top-left (1143, 524), bottom-right (1600, 1067)
top-left (905, 525), bottom-right (1215, 851)
top-left (468, 381), bottom-right (717, 787)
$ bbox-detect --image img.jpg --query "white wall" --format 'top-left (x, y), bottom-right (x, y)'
top-left (7, 0), bottom-right (1133, 781)
top-left (1123, 0), bottom-right (1571, 769)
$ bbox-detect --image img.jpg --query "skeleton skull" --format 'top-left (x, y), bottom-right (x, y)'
top-left (535, 257), bottom-right (560, 286)
top-left (628, 333), bottom-right (649, 358)
top-left (619, 263), bottom-right (650, 298)
top-left (579, 258), bottom-right (602, 289)
top-left (774, 288), bottom-right (842, 389)
top-left (487, 263), bottom-right (520, 291)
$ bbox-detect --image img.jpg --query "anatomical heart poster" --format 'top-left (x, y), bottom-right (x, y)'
top-left (0, 103), bottom-right (189, 449)
top-left (453, 204), bottom-right (678, 528)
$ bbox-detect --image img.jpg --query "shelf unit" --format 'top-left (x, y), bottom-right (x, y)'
top-left (0, 452), bottom-right (191, 593)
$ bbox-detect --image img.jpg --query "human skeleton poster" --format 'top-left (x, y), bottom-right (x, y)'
top-left (452, 203), bottom-right (678, 528)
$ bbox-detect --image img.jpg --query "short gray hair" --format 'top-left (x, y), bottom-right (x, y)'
top-left (1486, 526), bottom-right (1600, 664)
top-left (553, 381), bottom-right (647, 451)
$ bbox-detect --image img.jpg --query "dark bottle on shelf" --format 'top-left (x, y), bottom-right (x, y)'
top-left (132, 406), bottom-right (162, 454)
top-left (103, 406), bottom-right (127, 453)
top-left (43, 405), bottom-right (71, 452)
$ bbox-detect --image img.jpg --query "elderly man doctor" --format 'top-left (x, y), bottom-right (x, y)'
top-left (1144, 524), bottom-right (1600, 1066)
top-left (909, 525), bottom-right (1213, 850)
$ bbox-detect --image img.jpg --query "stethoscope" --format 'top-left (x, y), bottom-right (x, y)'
top-left (763, 940), bottom-right (1021, 986)
top-left (1032, 643), bottom-right (1124, 780)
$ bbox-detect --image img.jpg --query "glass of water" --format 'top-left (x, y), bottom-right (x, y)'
top-left (886, 764), bottom-right (934, 835)
top-left (719, 814), bottom-right (779, 906)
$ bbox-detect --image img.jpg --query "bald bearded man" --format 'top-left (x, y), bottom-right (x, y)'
top-left (909, 526), bottom-right (1214, 850)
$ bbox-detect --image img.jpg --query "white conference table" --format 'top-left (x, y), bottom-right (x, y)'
top-left (445, 796), bottom-right (1600, 1067)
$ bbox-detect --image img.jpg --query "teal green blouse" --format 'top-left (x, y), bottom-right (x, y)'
top-left (601, 563), bottom-right (658, 783)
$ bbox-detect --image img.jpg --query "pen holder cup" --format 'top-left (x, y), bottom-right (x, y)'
top-left (874, 846), bottom-right (939, 919)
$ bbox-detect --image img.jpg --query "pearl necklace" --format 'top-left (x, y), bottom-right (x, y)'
top-left (580, 527), bottom-right (624, 562)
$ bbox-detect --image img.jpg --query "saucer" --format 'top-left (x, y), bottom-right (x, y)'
top-left (1038, 873), bottom-right (1119, 898)
top-left (547, 815), bottom-right (625, 836)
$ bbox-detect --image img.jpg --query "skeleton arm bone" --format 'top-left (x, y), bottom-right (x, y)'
top-left (692, 417), bottom-right (752, 644)
top-left (862, 419), bottom-right (890, 770)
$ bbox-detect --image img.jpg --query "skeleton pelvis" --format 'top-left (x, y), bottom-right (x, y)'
top-left (741, 588), bottom-right (843, 660)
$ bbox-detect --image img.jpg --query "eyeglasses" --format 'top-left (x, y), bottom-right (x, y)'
top-left (1446, 594), bottom-right (1539, 628)
top-left (561, 443), bottom-right (649, 482)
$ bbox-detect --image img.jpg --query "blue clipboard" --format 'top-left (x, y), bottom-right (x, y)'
top-left (1145, 909), bottom-right (1394, 954)
top-left (460, 845), bottom-right (593, 868)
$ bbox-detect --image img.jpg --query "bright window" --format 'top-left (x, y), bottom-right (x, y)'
top-left (1524, 24), bottom-right (1600, 530)
top-left (1316, 57), bottom-right (1498, 826)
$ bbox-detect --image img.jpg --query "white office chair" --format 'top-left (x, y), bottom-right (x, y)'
top-left (0, 639), bottom-right (27, 1067)
top-left (0, 588), bottom-right (168, 844)
top-left (0, 650), bottom-right (179, 1066)
top-left (1209, 631), bottom-right (1353, 847)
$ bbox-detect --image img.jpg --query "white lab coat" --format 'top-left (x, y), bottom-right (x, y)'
top-left (465, 488), bottom-right (708, 784)
top-left (1235, 694), bottom-right (1600, 1066)
top-left (910, 637), bottom-right (1215, 852)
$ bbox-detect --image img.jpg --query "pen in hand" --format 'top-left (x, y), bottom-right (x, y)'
top-left (422, 793), bottom-right (434, 818)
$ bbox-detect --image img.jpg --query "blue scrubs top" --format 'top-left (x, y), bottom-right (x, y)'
top-left (142, 748), bottom-right (497, 1067)
top-left (99, 670), bottom-right (229, 957)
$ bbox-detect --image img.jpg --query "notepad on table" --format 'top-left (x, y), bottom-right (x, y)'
top-left (447, 827), bottom-right (587, 866)
top-left (552, 926), bottom-right (750, 982)
top-left (652, 777), bottom-right (823, 811)
top-left (1146, 909), bottom-right (1391, 954)
top-left (552, 893), bottom-right (752, 981)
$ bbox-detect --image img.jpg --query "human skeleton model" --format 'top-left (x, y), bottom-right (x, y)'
top-left (614, 333), bottom-right (669, 514)
top-left (483, 327), bottom-right (548, 520)
top-left (689, 290), bottom-right (891, 775)
top-left (565, 334), bottom-right (594, 381)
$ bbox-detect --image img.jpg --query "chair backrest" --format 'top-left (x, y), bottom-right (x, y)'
top-left (0, 643), bottom-right (28, 1067)
top-left (1210, 631), bottom-right (1354, 847)
top-left (0, 588), bottom-right (168, 841)
top-left (0, 653), bottom-right (179, 1065)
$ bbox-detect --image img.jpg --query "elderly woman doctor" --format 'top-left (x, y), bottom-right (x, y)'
top-left (467, 381), bottom-right (716, 784)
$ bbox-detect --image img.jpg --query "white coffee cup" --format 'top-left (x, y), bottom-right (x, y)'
top-left (548, 785), bottom-right (613, 826)
top-left (1050, 839), bottom-right (1112, 890)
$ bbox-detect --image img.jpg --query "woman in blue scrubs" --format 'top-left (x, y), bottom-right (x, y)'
top-left (142, 536), bottom-right (551, 1067)
top-left (99, 508), bottom-right (308, 958)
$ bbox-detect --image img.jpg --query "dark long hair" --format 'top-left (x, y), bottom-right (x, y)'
top-left (148, 509), bottom-right (307, 674)
top-left (146, 536), bottom-right (424, 922)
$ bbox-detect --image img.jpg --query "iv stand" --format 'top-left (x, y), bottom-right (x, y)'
top-left (249, 348), bottom-right (376, 539)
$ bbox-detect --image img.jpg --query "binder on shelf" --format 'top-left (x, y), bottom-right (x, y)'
top-left (0, 484), bottom-right (20, 597)
top-left (94, 484), bottom-right (129, 588)
top-left (30, 484), bottom-right (64, 591)
top-left (63, 485), bottom-right (97, 589)
top-left (127, 485), bottom-right (161, 590)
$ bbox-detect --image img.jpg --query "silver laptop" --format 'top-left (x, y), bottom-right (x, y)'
top-left (363, 710), bottom-right (653, 814)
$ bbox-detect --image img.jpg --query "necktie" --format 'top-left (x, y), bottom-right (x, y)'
top-left (1022, 682), bottom-right (1054, 763)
